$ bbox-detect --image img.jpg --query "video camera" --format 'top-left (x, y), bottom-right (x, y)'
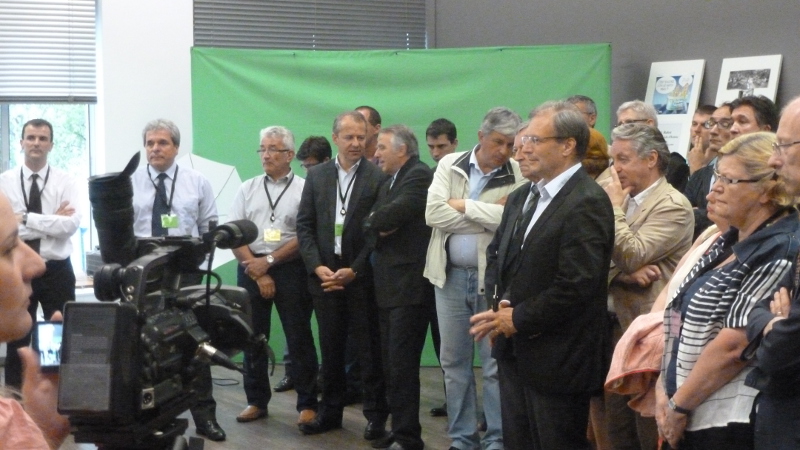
top-left (57, 153), bottom-right (265, 449)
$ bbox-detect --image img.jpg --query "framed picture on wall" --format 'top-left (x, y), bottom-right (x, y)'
top-left (644, 59), bottom-right (705, 157)
top-left (715, 54), bottom-right (782, 104)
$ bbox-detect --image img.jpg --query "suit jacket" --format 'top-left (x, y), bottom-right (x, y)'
top-left (683, 164), bottom-right (714, 239)
top-left (364, 157), bottom-right (434, 308)
top-left (487, 168), bottom-right (615, 395)
top-left (608, 177), bottom-right (694, 330)
top-left (296, 157), bottom-right (388, 294)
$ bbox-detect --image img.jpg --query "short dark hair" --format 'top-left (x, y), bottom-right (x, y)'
top-left (566, 95), bottom-right (597, 116)
top-left (22, 119), bottom-right (54, 142)
top-left (695, 104), bottom-right (717, 116)
top-left (425, 118), bottom-right (457, 142)
top-left (296, 136), bottom-right (332, 162)
top-left (355, 105), bottom-right (381, 127)
top-left (729, 95), bottom-right (779, 131)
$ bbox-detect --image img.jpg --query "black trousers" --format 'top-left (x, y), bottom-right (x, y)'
top-left (311, 275), bottom-right (388, 423)
top-left (379, 303), bottom-right (429, 450)
top-left (498, 358), bottom-right (592, 450)
top-left (5, 257), bottom-right (75, 388)
top-left (238, 260), bottom-right (318, 411)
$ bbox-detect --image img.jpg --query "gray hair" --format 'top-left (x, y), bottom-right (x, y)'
top-left (479, 107), bottom-right (522, 139)
top-left (259, 125), bottom-right (295, 151)
top-left (617, 100), bottom-right (659, 127)
top-left (566, 95), bottom-right (597, 116)
top-left (516, 120), bottom-right (530, 135)
top-left (529, 101), bottom-right (590, 158)
top-left (332, 110), bottom-right (368, 135)
top-left (380, 124), bottom-right (419, 157)
top-left (611, 123), bottom-right (670, 173)
top-left (142, 119), bottom-right (180, 147)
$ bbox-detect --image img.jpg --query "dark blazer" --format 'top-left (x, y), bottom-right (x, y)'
top-left (683, 164), bottom-right (714, 239)
top-left (487, 168), bottom-right (614, 395)
top-left (364, 157), bottom-right (433, 309)
top-left (296, 157), bottom-right (388, 293)
top-left (666, 152), bottom-right (690, 193)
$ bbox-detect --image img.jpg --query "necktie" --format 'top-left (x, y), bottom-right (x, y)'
top-left (27, 174), bottom-right (42, 253)
top-left (513, 184), bottom-right (540, 238)
top-left (152, 173), bottom-right (169, 236)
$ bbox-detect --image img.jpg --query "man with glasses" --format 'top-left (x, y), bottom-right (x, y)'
top-left (424, 107), bottom-right (524, 450)
top-left (687, 104), bottom-right (718, 174)
top-left (684, 103), bottom-right (734, 239)
top-left (616, 100), bottom-right (690, 193)
top-left (603, 123), bottom-right (694, 450)
top-left (229, 126), bottom-right (319, 428)
top-left (470, 101), bottom-right (614, 449)
top-left (296, 111), bottom-right (389, 439)
top-left (296, 136), bottom-right (332, 172)
top-left (130, 119), bottom-right (223, 441)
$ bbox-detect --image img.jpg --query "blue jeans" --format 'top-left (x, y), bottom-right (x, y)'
top-left (436, 266), bottom-right (503, 450)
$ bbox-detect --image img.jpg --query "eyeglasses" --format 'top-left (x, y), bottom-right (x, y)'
top-left (703, 118), bottom-right (734, 130)
top-left (257, 148), bottom-right (291, 155)
top-left (713, 168), bottom-right (774, 186)
top-left (772, 140), bottom-right (800, 156)
top-left (300, 162), bottom-right (319, 170)
top-left (520, 135), bottom-right (564, 146)
top-left (614, 119), bottom-right (649, 128)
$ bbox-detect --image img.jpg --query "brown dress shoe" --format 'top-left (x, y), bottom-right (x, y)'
top-left (297, 409), bottom-right (317, 425)
top-left (236, 405), bottom-right (267, 423)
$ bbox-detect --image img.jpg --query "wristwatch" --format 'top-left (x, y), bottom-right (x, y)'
top-left (668, 397), bottom-right (691, 415)
top-left (266, 254), bottom-right (275, 265)
top-left (21, 212), bottom-right (28, 225)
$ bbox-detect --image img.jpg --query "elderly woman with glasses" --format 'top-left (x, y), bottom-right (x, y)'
top-left (655, 132), bottom-right (800, 450)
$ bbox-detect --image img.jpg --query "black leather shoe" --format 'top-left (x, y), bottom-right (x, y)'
top-left (364, 420), bottom-right (387, 440)
top-left (299, 415), bottom-right (342, 435)
top-left (371, 432), bottom-right (394, 448)
top-left (195, 419), bottom-right (226, 441)
top-left (430, 402), bottom-right (447, 417)
top-left (274, 375), bottom-right (294, 392)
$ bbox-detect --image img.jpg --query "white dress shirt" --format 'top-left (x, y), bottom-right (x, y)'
top-left (334, 157), bottom-right (360, 255)
top-left (131, 163), bottom-right (218, 237)
top-left (0, 164), bottom-right (82, 261)
top-left (524, 162), bottom-right (583, 241)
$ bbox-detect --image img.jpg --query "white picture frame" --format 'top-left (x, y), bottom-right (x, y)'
top-left (644, 59), bottom-right (705, 157)
top-left (715, 54), bottom-right (782, 104)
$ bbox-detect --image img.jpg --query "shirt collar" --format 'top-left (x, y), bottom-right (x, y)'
top-left (335, 155), bottom-right (361, 174)
top-left (22, 163), bottom-right (49, 178)
top-left (150, 162), bottom-right (177, 180)
top-left (536, 163), bottom-right (582, 200)
top-left (629, 176), bottom-right (664, 208)
top-left (469, 145), bottom-right (500, 177)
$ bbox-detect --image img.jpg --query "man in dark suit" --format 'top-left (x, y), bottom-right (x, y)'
top-left (363, 125), bottom-right (434, 450)
top-left (471, 101), bottom-right (615, 450)
top-left (296, 111), bottom-right (389, 439)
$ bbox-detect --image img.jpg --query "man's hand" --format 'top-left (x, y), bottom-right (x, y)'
top-left (244, 256), bottom-right (270, 280)
top-left (447, 198), bottom-right (466, 213)
top-left (54, 201), bottom-right (75, 217)
top-left (764, 287), bottom-right (792, 336)
top-left (469, 303), bottom-right (517, 346)
top-left (320, 268), bottom-right (356, 292)
top-left (496, 195), bottom-right (508, 206)
top-left (687, 135), bottom-right (708, 174)
top-left (603, 168), bottom-right (630, 208)
top-left (256, 274), bottom-right (276, 299)
top-left (16, 213), bottom-right (24, 224)
top-left (20, 311), bottom-right (69, 450)
top-left (615, 265), bottom-right (661, 287)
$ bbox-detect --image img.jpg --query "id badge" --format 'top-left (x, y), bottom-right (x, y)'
top-left (334, 224), bottom-right (344, 237)
top-left (161, 214), bottom-right (179, 229)
top-left (264, 228), bottom-right (281, 242)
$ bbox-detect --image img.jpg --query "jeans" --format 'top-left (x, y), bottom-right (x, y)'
top-left (436, 266), bottom-right (503, 450)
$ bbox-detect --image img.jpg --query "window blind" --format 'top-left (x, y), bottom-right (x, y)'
top-left (0, 0), bottom-right (97, 102)
top-left (194, 0), bottom-right (426, 50)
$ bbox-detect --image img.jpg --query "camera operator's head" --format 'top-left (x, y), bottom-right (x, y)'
top-left (143, 119), bottom-right (181, 172)
top-left (0, 192), bottom-right (44, 342)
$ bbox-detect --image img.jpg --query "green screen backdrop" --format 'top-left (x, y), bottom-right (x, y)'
top-left (191, 44), bottom-right (611, 366)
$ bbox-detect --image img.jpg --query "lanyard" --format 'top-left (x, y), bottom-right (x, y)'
top-left (263, 173), bottom-right (294, 222)
top-left (337, 170), bottom-right (357, 216)
top-left (20, 166), bottom-right (50, 210)
top-left (147, 164), bottom-right (178, 213)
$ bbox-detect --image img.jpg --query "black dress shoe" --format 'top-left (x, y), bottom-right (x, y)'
top-left (430, 402), bottom-right (447, 417)
top-left (371, 432), bottom-right (394, 448)
top-left (274, 375), bottom-right (294, 392)
top-left (299, 415), bottom-right (342, 435)
top-left (195, 419), bottom-right (226, 441)
top-left (364, 420), bottom-right (387, 440)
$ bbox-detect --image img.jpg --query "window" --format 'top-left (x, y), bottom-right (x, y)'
top-left (194, 0), bottom-right (427, 50)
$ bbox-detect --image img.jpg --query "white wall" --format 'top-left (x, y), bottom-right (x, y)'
top-left (96, 0), bottom-right (194, 174)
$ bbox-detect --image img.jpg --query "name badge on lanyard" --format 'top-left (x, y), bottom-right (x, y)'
top-left (264, 228), bottom-right (281, 242)
top-left (161, 214), bottom-right (179, 228)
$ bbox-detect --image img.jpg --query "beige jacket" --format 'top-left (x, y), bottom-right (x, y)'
top-left (423, 149), bottom-right (524, 292)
